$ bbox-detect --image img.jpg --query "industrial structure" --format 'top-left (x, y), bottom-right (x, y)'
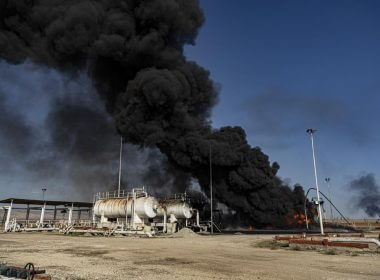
top-left (0, 198), bottom-right (92, 233)
top-left (93, 187), bottom-right (202, 235)
top-left (0, 187), bottom-right (205, 236)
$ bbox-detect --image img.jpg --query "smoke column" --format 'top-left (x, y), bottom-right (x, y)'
top-left (0, 0), bottom-right (308, 226)
top-left (348, 173), bottom-right (380, 217)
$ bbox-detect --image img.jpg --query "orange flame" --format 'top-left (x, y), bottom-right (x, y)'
top-left (292, 212), bottom-right (311, 225)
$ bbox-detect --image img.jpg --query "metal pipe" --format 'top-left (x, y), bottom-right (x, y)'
top-left (118, 136), bottom-right (123, 197)
top-left (39, 202), bottom-right (46, 228)
top-left (53, 206), bottom-right (57, 221)
top-left (325, 178), bottom-right (334, 220)
top-left (163, 209), bottom-right (167, 233)
top-left (26, 204), bottom-right (30, 224)
top-left (311, 188), bottom-right (351, 226)
top-left (307, 129), bottom-right (324, 235)
top-left (92, 194), bottom-right (96, 225)
top-left (4, 200), bottom-right (13, 232)
top-left (68, 203), bottom-right (73, 225)
top-left (196, 210), bottom-right (200, 227)
top-left (131, 192), bottom-right (135, 229)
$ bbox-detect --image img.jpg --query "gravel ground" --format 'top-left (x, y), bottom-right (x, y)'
top-left (0, 232), bottom-right (379, 280)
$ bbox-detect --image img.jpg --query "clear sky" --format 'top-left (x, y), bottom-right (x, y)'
top-left (185, 0), bottom-right (380, 217)
top-left (1, 0), bottom-right (379, 218)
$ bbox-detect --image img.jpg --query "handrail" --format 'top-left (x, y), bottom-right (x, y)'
top-left (95, 187), bottom-right (148, 200)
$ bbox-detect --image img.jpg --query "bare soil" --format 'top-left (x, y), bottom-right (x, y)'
top-left (0, 232), bottom-right (379, 280)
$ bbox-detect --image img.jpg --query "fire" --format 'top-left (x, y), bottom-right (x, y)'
top-left (292, 212), bottom-right (311, 225)
top-left (286, 211), bottom-right (312, 226)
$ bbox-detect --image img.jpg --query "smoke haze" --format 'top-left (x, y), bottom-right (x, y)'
top-left (0, 62), bottom-right (184, 200)
top-left (243, 91), bottom-right (371, 150)
top-left (348, 173), bottom-right (380, 217)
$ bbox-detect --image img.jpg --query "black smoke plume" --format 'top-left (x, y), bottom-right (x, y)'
top-left (348, 173), bottom-right (380, 217)
top-left (0, 0), bottom-right (309, 227)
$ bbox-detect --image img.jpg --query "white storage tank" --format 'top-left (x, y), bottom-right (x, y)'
top-left (94, 197), bottom-right (158, 219)
top-left (158, 201), bottom-right (193, 219)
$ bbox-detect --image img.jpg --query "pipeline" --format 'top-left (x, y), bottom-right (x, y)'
top-left (305, 188), bottom-right (352, 227)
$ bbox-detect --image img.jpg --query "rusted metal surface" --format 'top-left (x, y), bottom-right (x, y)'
top-left (0, 263), bottom-right (51, 279)
top-left (275, 233), bottom-right (369, 240)
top-left (33, 275), bottom-right (52, 280)
top-left (274, 233), bottom-right (379, 250)
top-left (157, 201), bottom-right (193, 219)
top-left (94, 197), bottom-right (158, 218)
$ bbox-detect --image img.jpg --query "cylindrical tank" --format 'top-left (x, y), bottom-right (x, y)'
top-left (94, 197), bottom-right (158, 219)
top-left (158, 201), bottom-right (193, 219)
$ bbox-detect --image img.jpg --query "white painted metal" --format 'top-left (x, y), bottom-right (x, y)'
top-left (156, 201), bottom-right (193, 220)
top-left (165, 202), bottom-right (193, 219)
top-left (39, 202), bottom-right (46, 226)
top-left (94, 197), bottom-right (158, 219)
top-left (68, 203), bottom-right (73, 225)
top-left (329, 237), bottom-right (380, 247)
top-left (196, 209), bottom-right (200, 227)
top-left (307, 129), bottom-right (324, 235)
top-left (3, 201), bottom-right (12, 232)
top-left (169, 213), bottom-right (177, 223)
top-left (163, 210), bottom-right (167, 233)
top-left (133, 196), bottom-right (158, 218)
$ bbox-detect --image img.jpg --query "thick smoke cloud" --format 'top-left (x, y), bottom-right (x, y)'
top-left (348, 173), bottom-right (380, 217)
top-left (0, 0), bottom-right (309, 226)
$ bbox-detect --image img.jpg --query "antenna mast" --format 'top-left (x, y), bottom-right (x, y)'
top-left (209, 143), bottom-right (213, 235)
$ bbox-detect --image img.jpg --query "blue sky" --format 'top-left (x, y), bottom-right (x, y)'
top-left (1, 0), bottom-right (379, 218)
top-left (185, 0), bottom-right (380, 217)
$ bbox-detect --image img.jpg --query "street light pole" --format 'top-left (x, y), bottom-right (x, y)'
top-left (42, 188), bottom-right (47, 201)
top-left (209, 143), bottom-right (213, 235)
top-left (306, 129), bottom-right (324, 235)
top-left (325, 178), bottom-right (334, 221)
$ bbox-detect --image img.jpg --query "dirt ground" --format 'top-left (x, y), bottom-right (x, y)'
top-left (0, 232), bottom-right (379, 280)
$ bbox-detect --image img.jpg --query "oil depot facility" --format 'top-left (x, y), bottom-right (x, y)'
top-left (0, 187), bottom-right (208, 236)
top-left (0, 140), bottom-right (213, 237)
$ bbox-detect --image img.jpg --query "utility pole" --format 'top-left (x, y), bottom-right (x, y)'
top-left (209, 143), bottom-right (213, 235)
top-left (325, 178), bottom-right (334, 221)
top-left (306, 129), bottom-right (324, 235)
top-left (118, 137), bottom-right (123, 197)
